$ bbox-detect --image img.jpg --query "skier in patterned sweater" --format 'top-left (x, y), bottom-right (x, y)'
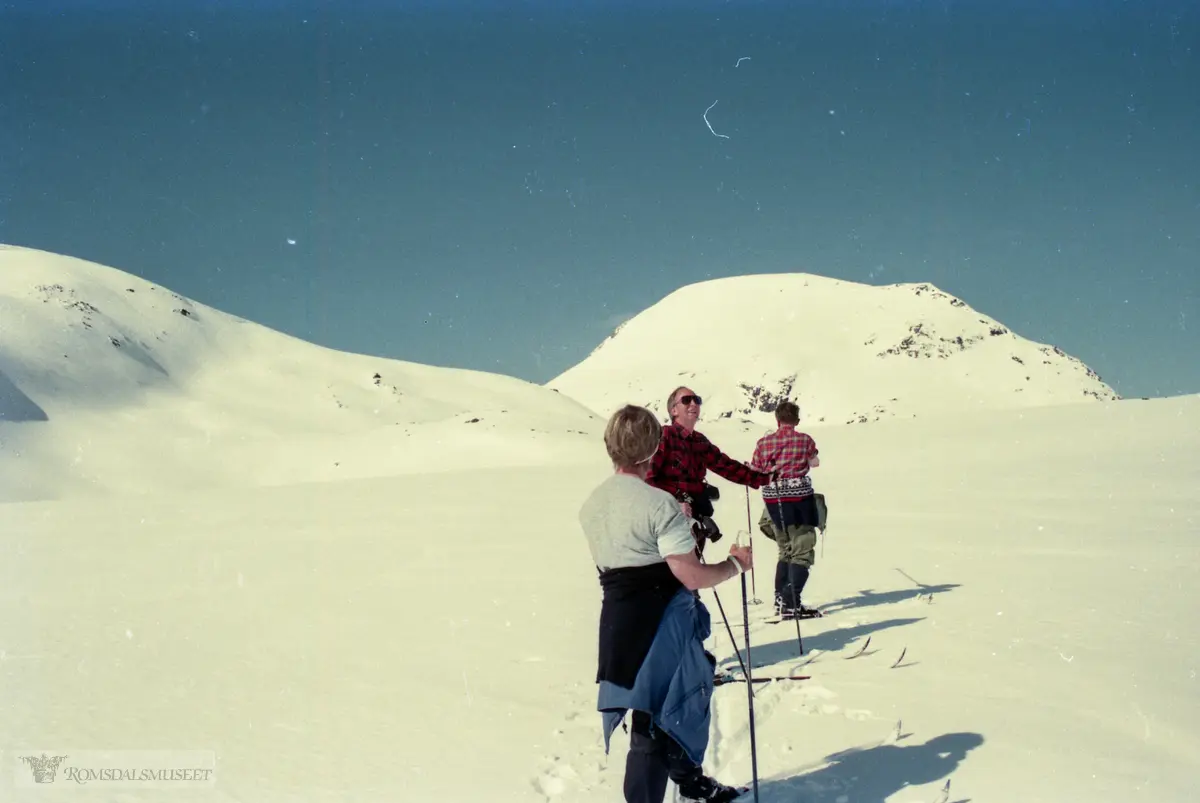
top-left (750, 400), bottom-right (823, 619)
top-left (646, 386), bottom-right (773, 550)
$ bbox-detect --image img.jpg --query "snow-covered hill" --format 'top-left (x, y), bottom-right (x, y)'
top-left (549, 274), bottom-right (1119, 428)
top-left (0, 245), bottom-right (600, 501)
top-left (2, 393), bottom-right (1197, 803)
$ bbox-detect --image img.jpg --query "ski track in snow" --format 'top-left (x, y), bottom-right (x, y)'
top-left (531, 591), bottom-right (946, 802)
top-left (704, 600), bottom-right (858, 801)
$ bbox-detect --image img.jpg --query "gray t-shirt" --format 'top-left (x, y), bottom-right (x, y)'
top-left (578, 473), bottom-right (697, 571)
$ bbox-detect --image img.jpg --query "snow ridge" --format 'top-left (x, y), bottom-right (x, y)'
top-left (0, 245), bottom-right (600, 500)
top-left (550, 274), bottom-right (1118, 427)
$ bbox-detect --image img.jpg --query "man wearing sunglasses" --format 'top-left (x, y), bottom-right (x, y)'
top-left (646, 386), bottom-right (773, 547)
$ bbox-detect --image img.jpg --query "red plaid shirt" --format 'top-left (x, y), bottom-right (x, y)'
top-left (647, 423), bottom-right (771, 501)
top-left (750, 426), bottom-right (818, 502)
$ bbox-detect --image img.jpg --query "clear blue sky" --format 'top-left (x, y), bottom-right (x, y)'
top-left (2, 0), bottom-right (1197, 398)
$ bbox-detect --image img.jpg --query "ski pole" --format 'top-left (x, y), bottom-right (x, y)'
top-left (737, 529), bottom-right (761, 803)
top-left (708, 583), bottom-right (751, 682)
top-left (758, 460), bottom-right (804, 656)
top-left (774, 490), bottom-right (804, 656)
top-left (696, 537), bottom-right (752, 682)
top-left (742, 486), bottom-right (759, 604)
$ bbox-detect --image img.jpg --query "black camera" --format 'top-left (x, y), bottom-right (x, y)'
top-left (693, 515), bottom-right (723, 543)
top-left (679, 484), bottom-right (721, 529)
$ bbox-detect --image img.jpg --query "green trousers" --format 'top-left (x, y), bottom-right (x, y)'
top-left (758, 507), bottom-right (818, 568)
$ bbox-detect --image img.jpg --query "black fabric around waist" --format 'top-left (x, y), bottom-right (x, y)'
top-left (596, 561), bottom-right (684, 689)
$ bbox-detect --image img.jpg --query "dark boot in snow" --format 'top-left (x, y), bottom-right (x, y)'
top-left (678, 775), bottom-right (748, 803)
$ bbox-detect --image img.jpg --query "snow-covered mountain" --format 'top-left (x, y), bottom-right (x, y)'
top-left (0, 245), bottom-right (600, 500)
top-left (549, 273), bottom-right (1119, 428)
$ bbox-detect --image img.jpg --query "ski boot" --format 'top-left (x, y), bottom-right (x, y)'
top-left (773, 593), bottom-right (789, 618)
top-left (781, 602), bottom-right (823, 620)
top-left (678, 775), bottom-right (749, 803)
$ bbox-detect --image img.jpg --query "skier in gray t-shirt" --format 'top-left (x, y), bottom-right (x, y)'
top-left (579, 404), bottom-right (753, 803)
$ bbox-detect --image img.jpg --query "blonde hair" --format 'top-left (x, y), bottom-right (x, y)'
top-left (604, 404), bottom-right (663, 468)
top-left (665, 385), bottom-right (690, 422)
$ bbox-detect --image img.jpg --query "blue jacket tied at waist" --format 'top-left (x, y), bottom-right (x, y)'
top-left (597, 588), bottom-right (715, 766)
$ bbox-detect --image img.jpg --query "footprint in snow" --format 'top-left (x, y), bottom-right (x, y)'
top-left (533, 761), bottom-right (580, 798)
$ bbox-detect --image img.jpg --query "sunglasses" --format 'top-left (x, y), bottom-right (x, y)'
top-left (677, 394), bottom-right (702, 406)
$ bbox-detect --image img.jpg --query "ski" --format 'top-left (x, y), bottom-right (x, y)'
top-left (725, 608), bottom-right (824, 628)
top-left (764, 611), bottom-right (824, 624)
top-left (714, 673), bottom-right (811, 687)
top-left (845, 635), bottom-right (872, 659)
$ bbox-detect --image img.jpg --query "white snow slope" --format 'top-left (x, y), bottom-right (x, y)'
top-left (0, 245), bottom-right (600, 501)
top-left (2, 391), bottom-right (1198, 801)
top-left (548, 273), bottom-right (1120, 428)
top-left (2, 247), bottom-right (1198, 802)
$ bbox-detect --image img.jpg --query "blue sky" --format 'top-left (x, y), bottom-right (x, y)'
top-left (1, 1), bottom-right (1197, 398)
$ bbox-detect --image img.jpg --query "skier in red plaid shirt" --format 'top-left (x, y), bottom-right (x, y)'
top-left (750, 400), bottom-right (823, 619)
top-left (646, 386), bottom-right (772, 550)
